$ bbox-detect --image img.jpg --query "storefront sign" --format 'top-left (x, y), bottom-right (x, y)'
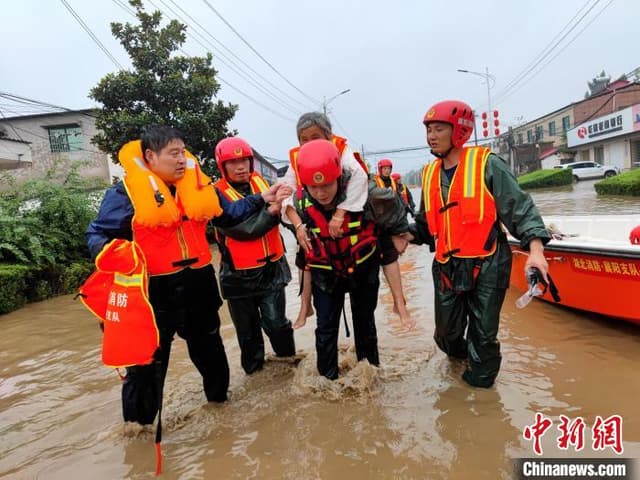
top-left (633, 104), bottom-right (640, 132)
top-left (568, 104), bottom-right (636, 147)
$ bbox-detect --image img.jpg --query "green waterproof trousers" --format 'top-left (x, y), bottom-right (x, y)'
top-left (431, 240), bottom-right (511, 388)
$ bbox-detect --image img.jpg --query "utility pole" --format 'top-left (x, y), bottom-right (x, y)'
top-left (457, 67), bottom-right (496, 147)
top-left (322, 89), bottom-right (351, 115)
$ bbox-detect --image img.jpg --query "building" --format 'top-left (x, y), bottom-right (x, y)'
top-left (0, 109), bottom-right (114, 185)
top-left (496, 104), bottom-right (574, 174)
top-left (0, 109), bottom-right (278, 186)
top-left (252, 149), bottom-right (278, 184)
top-left (0, 137), bottom-right (32, 170)
top-left (498, 80), bottom-right (640, 173)
top-left (567, 102), bottom-right (640, 169)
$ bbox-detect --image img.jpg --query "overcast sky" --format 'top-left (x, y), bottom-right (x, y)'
top-left (1, 0), bottom-right (637, 173)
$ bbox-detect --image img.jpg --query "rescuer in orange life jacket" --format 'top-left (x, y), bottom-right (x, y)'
top-left (293, 139), bottom-right (410, 380)
top-left (390, 172), bottom-right (416, 218)
top-left (213, 136), bottom-right (296, 374)
top-left (85, 125), bottom-right (292, 425)
top-left (406, 100), bottom-right (551, 388)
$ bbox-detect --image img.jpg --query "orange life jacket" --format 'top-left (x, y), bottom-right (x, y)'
top-left (296, 189), bottom-right (377, 276)
top-left (214, 173), bottom-right (285, 270)
top-left (118, 140), bottom-right (222, 276)
top-left (422, 147), bottom-right (497, 263)
top-left (374, 175), bottom-right (398, 192)
top-left (79, 239), bottom-right (159, 368)
top-left (289, 135), bottom-right (368, 186)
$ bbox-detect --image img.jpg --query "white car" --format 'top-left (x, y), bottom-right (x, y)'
top-left (553, 161), bottom-right (620, 181)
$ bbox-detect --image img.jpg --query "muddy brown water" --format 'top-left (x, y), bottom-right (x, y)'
top-left (1, 180), bottom-right (639, 479)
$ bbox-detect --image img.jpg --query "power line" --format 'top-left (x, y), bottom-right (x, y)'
top-left (365, 145), bottom-right (428, 155)
top-left (0, 109), bottom-right (25, 142)
top-left (495, 0), bottom-right (614, 107)
top-left (163, 0), bottom-right (313, 111)
top-left (60, 0), bottom-right (298, 125)
top-left (146, 0), bottom-right (302, 117)
top-left (0, 91), bottom-right (98, 119)
top-left (59, 0), bottom-right (125, 70)
top-left (200, 0), bottom-right (319, 105)
top-left (218, 77), bottom-right (295, 122)
top-left (494, 0), bottom-right (603, 104)
top-left (111, 0), bottom-right (136, 16)
top-left (327, 112), bottom-right (362, 151)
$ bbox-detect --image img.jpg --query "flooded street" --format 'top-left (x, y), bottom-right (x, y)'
top-left (1, 181), bottom-right (640, 479)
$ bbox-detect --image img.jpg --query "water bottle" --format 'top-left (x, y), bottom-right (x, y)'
top-left (515, 267), bottom-right (544, 309)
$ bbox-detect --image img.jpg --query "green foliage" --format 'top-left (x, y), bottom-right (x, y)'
top-left (517, 168), bottom-right (573, 189)
top-left (0, 163), bottom-right (99, 314)
top-left (61, 262), bottom-right (94, 293)
top-left (0, 265), bottom-right (29, 314)
top-left (90, 0), bottom-right (237, 177)
top-left (0, 162), bottom-right (98, 267)
top-left (594, 168), bottom-right (640, 196)
top-left (0, 262), bottom-right (94, 315)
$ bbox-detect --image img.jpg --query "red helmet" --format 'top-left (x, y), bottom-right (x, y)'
top-left (214, 137), bottom-right (253, 177)
top-left (423, 100), bottom-right (475, 148)
top-left (630, 225), bottom-right (640, 245)
top-left (377, 158), bottom-right (393, 174)
top-left (297, 139), bottom-right (342, 186)
top-left (391, 172), bottom-right (401, 181)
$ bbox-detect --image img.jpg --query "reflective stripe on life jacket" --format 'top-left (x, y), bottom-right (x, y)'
top-left (374, 175), bottom-right (398, 192)
top-left (289, 135), bottom-right (367, 186)
top-left (79, 239), bottom-right (159, 368)
top-left (119, 140), bottom-right (219, 276)
top-left (214, 173), bottom-right (285, 270)
top-left (422, 147), bottom-right (497, 263)
top-left (296, 189), bottom-right (377, 276)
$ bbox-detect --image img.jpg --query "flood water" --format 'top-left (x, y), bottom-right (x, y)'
top-left (1, 180), bottom-right (639, 479)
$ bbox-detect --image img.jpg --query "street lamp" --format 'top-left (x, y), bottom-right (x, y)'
top-left (457, 67), bottom-right (496, 132)
top-left (323, 89), bottom-right (351, 115)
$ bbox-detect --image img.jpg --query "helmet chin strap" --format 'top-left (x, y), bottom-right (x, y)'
top-left (430, 146), bottom-right (454, 159)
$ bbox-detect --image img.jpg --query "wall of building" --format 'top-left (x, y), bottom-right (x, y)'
top-left (573, 84), bottom-right (640, 125)
top-left (0, 111), bottom-right (110, 184)
top-left (510, 107), bottom-right (574, 149)
top-left (0, 138), bottom-right (32, 170)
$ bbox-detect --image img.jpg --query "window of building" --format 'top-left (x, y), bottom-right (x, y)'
top-left (527, 130), bottom-right (533, 143)
top-left (580, 150), bottom-right (590, 161)
top-left (548, 120), bottom-right (556, 136)
top-left (47, 125), bottom-right (83, 153)
top-left (535, 126), bottom-right (543, 141)
top-left (594, 146), bottom-right (604, 164)
top-left (562, 116), bottom-right (571, 132)
top-left (517, 133), bottom-right (523, 145)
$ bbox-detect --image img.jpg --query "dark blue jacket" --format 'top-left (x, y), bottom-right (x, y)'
top-left (86, 182), bottom-right (265, 259)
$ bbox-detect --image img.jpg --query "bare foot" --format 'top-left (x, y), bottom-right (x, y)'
top-left (306, 303), bottom-right (314, 318)
top-left (294, 303), bottom-right (312, 329)
top-left (399, 313), bottom-right (416, 331)
top-left (392, 295), bottom-right (406, 315)
top-left (293, 313), bottom-right (307, 329)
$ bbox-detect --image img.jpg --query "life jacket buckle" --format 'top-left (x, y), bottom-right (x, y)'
top-left (172, 257), bottom-right (198, 267)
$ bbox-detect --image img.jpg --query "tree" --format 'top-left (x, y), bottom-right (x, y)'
top-left (90, 0), bottom-right (237, 176)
